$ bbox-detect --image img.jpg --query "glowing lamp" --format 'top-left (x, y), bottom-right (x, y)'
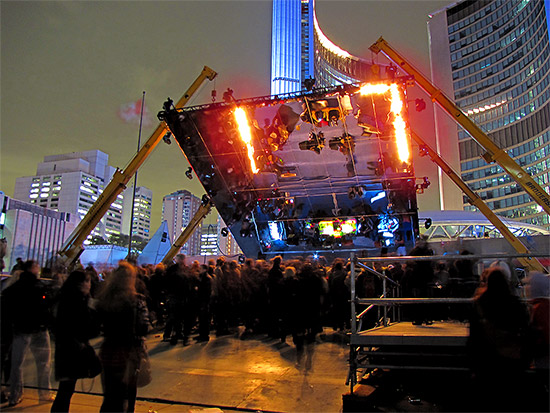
top-left (359, 82), bottom-right (410, 163)
top-left (234, 107), bottom-right (259, 174)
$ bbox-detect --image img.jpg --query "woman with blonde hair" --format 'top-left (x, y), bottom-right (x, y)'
top-left (96, 261), bottom-right (149, 413)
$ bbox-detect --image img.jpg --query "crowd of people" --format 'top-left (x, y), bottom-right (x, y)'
top-left (1, 245), bottom-right (548, 411)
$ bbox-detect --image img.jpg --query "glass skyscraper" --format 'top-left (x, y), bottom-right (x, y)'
top-left (429, 0), bottom-right (550, 230)
top-left (270, 0), bottom-right (313, 95)
top-left (270, 0), bottom-right (385, 95)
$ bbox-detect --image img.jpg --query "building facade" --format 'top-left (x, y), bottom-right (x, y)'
top-left (199, 222), bottom-right (218, 256)
top-left (216, 215), bottom-right (242, 257)
top-left (161, 189), bottom-right (202, 256)
top-left (13, 150), bottom-right (126, 239)
top-left (0, 192), bottom-right (79, 269)
top-left (122, 185), bottom-right (153, 240)
top-left (12, 150), bottom-right (153, 240)
top-left (428, 0), bottom-right (550, 230)
top-left (270, 0), bottom-right (314, 95)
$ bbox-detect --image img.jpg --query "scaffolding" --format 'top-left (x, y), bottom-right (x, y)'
top-left (347, 251), bottom-right (549, 393)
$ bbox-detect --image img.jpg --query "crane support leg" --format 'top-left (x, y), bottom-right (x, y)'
top-left (411, 130), bottom-right (547, 273)
top-left (162, 199), bottom-right (212, 266)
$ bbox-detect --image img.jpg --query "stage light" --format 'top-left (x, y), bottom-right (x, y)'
top-left (185, 167), bottom-right (193, 179)
top-left (303, 77), bottom-right (316, 91)
top-left (240, 219), bottom-right (252, 238)
top-left (269, 221), bottom-right (281, 241)
top-left (298, 132), bottom-right (325, 154)
top-left (425, 218), bottom-right (432, 229)
top-left (370, 191), bottom-right (386, 203)
top-left (238, 255), bottom-right (246, 264)
top-left (162, 131), bottom-right (172, 145)
top-left (415, 98), bottom-right (426, 112)
top-left (221, 227), bottom-right (229, 237)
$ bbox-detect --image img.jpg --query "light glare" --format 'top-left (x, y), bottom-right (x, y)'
top-left (234, 107), bottom-right (259, 174)
top-left (359, 82), bottom-right (410, 163)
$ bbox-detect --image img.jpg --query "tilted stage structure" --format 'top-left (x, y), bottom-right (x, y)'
top-left (160, 82), bottom-right (421, 259)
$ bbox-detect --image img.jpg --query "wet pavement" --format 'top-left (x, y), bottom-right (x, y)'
top-left (1, 328), bottom-right (351, 412)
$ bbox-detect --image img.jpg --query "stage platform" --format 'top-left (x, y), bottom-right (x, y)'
top-left (350, 321), bottom-right (470, 347)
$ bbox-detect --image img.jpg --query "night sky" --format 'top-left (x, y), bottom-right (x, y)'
top-left (1, 0), bottom-right (451, 232)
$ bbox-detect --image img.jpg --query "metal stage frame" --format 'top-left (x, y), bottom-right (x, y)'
top-left (346, 252), bottom-right (549, 393)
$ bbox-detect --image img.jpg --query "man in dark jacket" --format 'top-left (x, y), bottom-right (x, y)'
top-left (2, 260), bottom-right (53, 406)
top-left (163, 254), bottom-right (188, 345)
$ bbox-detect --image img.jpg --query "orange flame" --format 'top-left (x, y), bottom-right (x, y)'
top-left (359, 83), bottom-right (410, 163)
top-left (234, 107), bottom-right (259, 174)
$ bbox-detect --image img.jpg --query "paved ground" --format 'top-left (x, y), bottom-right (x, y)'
top-left (1, 328), bottom-right (351, 413)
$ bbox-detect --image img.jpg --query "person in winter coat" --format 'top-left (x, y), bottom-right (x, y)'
top-left (267, 256), bottom-right (285, 340)
top-left (51, 270), bottom-right (100, 412)
top-left (292, 264), bottom-right (324, 371)
top-left (2, 260), bottom-right (54, 406)
top-left (96, 262), bottom-right (149, 413)
top-left (468, 267), bottom-right (529, 412)
top-left (196, 265), bottom-right (213, 342)
top-left (404, 241), bottom-right (435, 325)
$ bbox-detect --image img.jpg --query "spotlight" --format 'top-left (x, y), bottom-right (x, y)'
top-left (163, 98), bottom-right (174, 112)
top-left (185, 167), bottom-right (193, 179)
top-left (162, 131), bottom-right (172, 145)
top-left (238, 255), bottom-right (246, 264)
top-left (240, 220), bottom-right (252, 238)
top-left (425, 218), bottom-right (432, 229)
top-left (201, 194), bottom-right (210, 205)
top-left (222, 88), bottom-right (235, 103)
top-left (298, 132), bottom-right (325, 154)
top-left (303, 77), bottom-right (316, 91)
top-left (221, 227), bottom-right (229, 237)
top-left (415, 98), bottom-right (426, 112)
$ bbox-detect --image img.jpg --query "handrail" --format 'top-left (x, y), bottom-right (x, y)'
top-left (356, 297), bottom-right (473, 305)
top-left (354, 253), bottom-right (550, 263)
top-left (354, 260), bottom-right (399, 285)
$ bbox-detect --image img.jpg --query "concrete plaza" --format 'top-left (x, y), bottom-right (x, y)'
top-left (2, 328), bottom-right (351, 413)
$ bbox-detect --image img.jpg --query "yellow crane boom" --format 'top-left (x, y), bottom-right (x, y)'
top-left (58, 66), bottom-right (217, 267)
top-left (410, 130), bottom-right (546, 273)
top-left (161, 198), bottom-right (212, 266)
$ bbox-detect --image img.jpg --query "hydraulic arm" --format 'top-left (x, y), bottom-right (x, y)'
top-left (369, 37), bottom-right (550, 216)
top-left (58, 66), bottom-right (217, 267)
top-left (410, 130), bottom-right (546, 273)
top-left (161, 197), bottom-right (212, 266)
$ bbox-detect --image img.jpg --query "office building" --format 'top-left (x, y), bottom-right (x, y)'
top-left (216, 215), bottom-right (242, 257)
top-left (161, 189), bottom-right (202, 256)
top-left (198, 216), bottom-right (243, 258)
top-left (13, 150), bottom-right (127, 239)
top-left (122, 185), bottom-right (153, 240)
top-left (428, 0), bottom-right (550, 229)
top-left (200, 222), bottom-right (218, 256)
